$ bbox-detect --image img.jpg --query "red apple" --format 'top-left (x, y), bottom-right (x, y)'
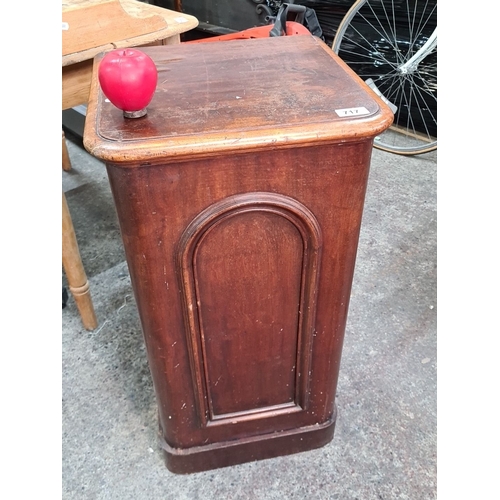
top-left (98, 48), bottom-right (158, 118)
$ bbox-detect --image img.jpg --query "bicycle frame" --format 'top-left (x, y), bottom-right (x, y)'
top-left (398, 28), bottom-right (437, 75)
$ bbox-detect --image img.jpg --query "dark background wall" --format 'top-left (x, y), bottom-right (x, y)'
top-left (150, 0), bottom-right (356, 45)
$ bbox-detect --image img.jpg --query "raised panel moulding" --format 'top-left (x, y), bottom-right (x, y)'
top-left (177, 192), bottom-right (323, 427)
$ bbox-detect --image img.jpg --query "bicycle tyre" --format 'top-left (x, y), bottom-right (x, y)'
top-left (332, 0), bottom-right (437, 155)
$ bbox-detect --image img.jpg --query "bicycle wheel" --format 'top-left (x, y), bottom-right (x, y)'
top-left (332, 0), bottom-right (437, 155)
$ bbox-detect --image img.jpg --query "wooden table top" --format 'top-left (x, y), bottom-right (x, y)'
top-left (62, 0), bottom-right (198, 66)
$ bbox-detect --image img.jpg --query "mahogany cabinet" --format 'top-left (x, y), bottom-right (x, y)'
top-left (83, 34), bottom-right (393, 473)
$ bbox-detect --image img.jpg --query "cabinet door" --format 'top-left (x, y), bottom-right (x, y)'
top-left (178, 193), bottom-right (322, 427)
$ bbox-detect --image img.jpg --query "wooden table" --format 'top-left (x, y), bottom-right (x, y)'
top-left (62, 0), bottom-right (198, 110)
top-left (62, 0), bottom-right (198, 330)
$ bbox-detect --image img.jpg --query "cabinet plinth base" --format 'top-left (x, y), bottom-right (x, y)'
top-left (160, 406), bottom-right (337, 474)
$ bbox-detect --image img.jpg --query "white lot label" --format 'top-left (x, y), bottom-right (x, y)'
top-left (335, 106), bottom-right (370, 117)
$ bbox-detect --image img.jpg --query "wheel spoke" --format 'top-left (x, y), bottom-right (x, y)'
top-left (409, 73), bottom-right (437, 128)
top-left (342, 22), bottom-right (400, 69)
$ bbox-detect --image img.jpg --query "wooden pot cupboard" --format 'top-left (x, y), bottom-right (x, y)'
top-left (83, 34), bottom-right (393, 473)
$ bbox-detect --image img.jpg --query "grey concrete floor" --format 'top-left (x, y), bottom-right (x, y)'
top-left (62, 139), bottom-right (437, 499)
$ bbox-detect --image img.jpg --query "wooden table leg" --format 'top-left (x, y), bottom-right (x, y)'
top-left (62, 192), bottom-right (97, 330)
top-left (62, 130), bottom-right (72, 171)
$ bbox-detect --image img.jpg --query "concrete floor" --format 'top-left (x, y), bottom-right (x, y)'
top-left (62, 138), bottom-right (437, 499)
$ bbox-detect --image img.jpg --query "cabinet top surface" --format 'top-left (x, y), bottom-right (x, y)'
top-left (84, 35), bottom-right (393, 162)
